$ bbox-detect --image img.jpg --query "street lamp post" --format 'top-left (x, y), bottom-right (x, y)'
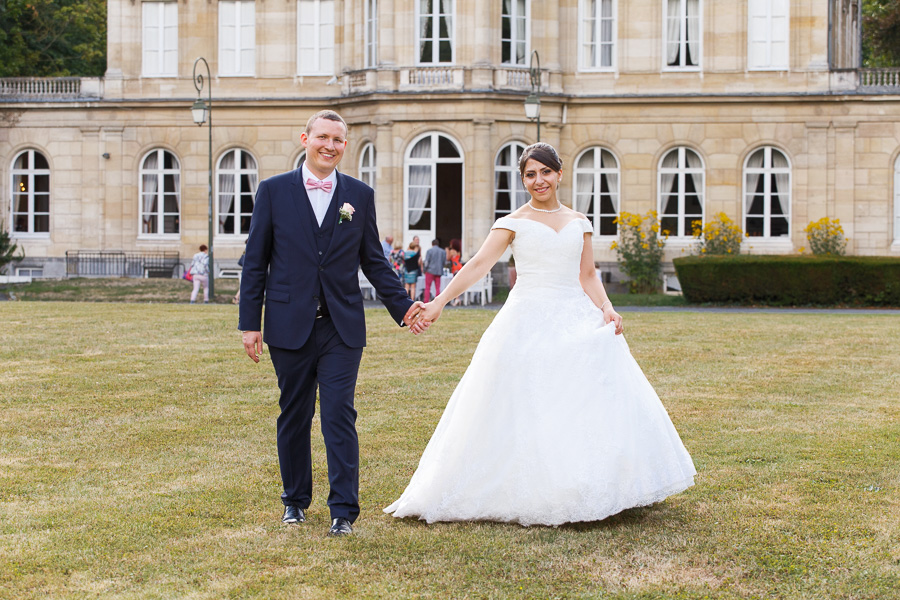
top-left (191, 56), bottom-right (214, 299)
top-left (524, 50), bottom-right (541, 142)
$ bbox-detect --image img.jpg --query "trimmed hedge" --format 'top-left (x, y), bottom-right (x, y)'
top-left (673, 255), bottom-right (900, 306)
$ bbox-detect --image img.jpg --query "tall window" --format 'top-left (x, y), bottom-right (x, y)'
top-left (365, 0), bottom-right (378, 68)
top-left (217, 149), bottom-right (258, 236)
top-left (360, 143), bottom-right (376, 191)
top-left (658, 147), bottom-right (704, 237)
top-left (895, 156), bottom-right (900, 242)
top-left (502, 0), bottom-right (528, 66)
top-left (405, 133), bottom-right (463, 237)
top-left (580, 0), bottom-right (615, 70)
top-left (748, 0), bottom-right (788, 70)
top-left (11, 150), bottom-right (50, 235)
top-left (142, 1), bottom-right (178, 77)
top-left (664, 0), bottom-right (701, 69)
top-left (417, 0), bottom-right (454, 64)
top-left (140, 149), bottom-right (181, 236)
top-left (575, 147), bottom-right (620, 236)
top-left (219, 1), bottom-right (255, 76)
top-left (298, 0), bottom-right (335, 75)
top-left (494, 142), bottom-right (528, 220)
top-left (744, 147), bottom-right (790, 238)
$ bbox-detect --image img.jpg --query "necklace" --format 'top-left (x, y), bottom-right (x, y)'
top-left (528, 201), bottom-right (562, 213)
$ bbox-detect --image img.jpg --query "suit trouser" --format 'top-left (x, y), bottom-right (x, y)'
top-left (424, 272), bottom-right (441, 303)
top-left (268, 315), bottom-right (364, 522)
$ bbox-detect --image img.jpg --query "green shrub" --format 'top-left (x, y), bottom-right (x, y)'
top-left (610, 210), bottom-right (667, 294)
top-left (673, 255), bottom-right (900, 306)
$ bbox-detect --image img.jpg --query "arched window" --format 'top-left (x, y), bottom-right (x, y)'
top-left (574, 147), bottom-right (620, 236)
top-left (217, 149), bottom-right (258, 236)
top-left (293, 151), bottom-right (306, 170)
top-left (494, 142), bottom-right (528, 220)
top-left (658, 147), bottom-right (704, 237)
top-left (140, 149), bottom-right (180, 236)
top-left (744, 147), bottom-right (790, 238)
top-left (11, 149), bottom-right (50, 235)
top-left (359, 143), bottom-right (376, 190)
top-left (405, 132), bottom-right (464, 245)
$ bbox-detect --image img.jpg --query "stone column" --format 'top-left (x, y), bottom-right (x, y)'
top-left (80, 128), bottom-right (101, 248)
top-left (804, 121), bottom-right (830, 238)
top-left (834, 122), bottom-right (857, 250)
top-left (376, 0), bottom-right (398, 91)
top-left (100, 127), bottom-right (125, 250)
top-left (374, 119), bottom-right (398, 237)
top-left (470, 119), bottom-right (495, 258)
top-left (470, 0), bottom-right (494, 88)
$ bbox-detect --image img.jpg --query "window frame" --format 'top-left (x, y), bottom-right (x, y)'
top-left (657, 147), bottom-right (705, 238)
top-left (10, 149), bottom-right (51, 239)
top-left (216, 148), bottom-right (259, 238)
top-left (493, 141), bottom-right (529, 221)
top-left (138, 148), bottom-right (182, 240)
top-left (141, 0), bottom-right (179, 78)
top-left (747, 0), bottom-right (789, 71)
top-left (574, 147), bottom-right (621, 238)
top-left (364, 0), bottom-right (378, 68)
top-left (578, 0), bottom-right (617, 72)
top-left (218, 0), bottom-right (256, 77)
top-left (403, 131), bottom-right (464, 244)
top-left (297, 0), bottom-right (335, 76)
top-left (501, 0), bottom-right (530, 67)
top-left (742, 146), bottom-right (792, 240)
top-left (662, 0), bottom-right (702, 72)
top-left (415, 0), bottom-right (456, 65)
top-left (359, 143), bottom-right (377, 192)
top-left (893, 154), bottom-right (900, 244)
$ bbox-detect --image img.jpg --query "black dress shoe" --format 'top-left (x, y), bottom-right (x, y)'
top-left (328, 517), bottom-right (352, 536)
top-left (281, 505), bottom-right (306, 525)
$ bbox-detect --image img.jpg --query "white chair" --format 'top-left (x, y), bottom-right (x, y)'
top-left (358, 270), bottom-right (376, 300)
top-left (462, 275), bottom-right (491, 306)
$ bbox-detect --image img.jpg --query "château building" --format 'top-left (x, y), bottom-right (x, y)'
top-left (1, 0), bottom-right (899, 281)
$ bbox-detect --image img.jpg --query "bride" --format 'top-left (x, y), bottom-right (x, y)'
top-left (386, 143), bottom-right (696, 526)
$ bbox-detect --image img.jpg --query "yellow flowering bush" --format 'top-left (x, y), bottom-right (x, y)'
top-left (691, 212), bottom-right (744, 255)
top-left (804, 217), bottom-right (847, 256)
top-left (610, 211), bottom-right (667, 294)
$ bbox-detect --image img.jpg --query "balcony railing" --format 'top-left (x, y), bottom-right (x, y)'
top-left (859, 68), bottom-right (900, 91)
top-left (65, 250), bottom-right (181, 278)
top-left (0, 77), bottom-right (102, 99)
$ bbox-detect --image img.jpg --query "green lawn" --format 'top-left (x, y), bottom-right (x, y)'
top-left (1, 304), bottom-right (898, 599)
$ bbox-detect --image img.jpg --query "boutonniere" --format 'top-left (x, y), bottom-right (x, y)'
top-left (338, 203), bottom-right (355, 224)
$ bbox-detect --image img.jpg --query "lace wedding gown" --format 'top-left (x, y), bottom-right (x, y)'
top-left (384, 216), bottom-right (696, 526)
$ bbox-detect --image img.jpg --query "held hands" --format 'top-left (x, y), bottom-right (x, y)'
top-left (242, 330), bottom-right (264, 362)
top-left (603, 306), bottom-right (624, 335)
top-left (403, 301), bottom-right (432, 335)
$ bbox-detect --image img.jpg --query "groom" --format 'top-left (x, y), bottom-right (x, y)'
top-left (239, 110), bottom-right (426, 536)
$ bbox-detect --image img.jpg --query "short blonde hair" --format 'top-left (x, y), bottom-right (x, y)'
top-left (305, 110), bottom-right (348, 136)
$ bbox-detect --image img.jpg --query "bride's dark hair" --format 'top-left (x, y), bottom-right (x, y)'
top-left (518, 143), bottom-right (563, 177)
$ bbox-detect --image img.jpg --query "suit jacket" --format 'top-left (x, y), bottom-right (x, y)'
top-left (238, 165), bottom-right (413, 349)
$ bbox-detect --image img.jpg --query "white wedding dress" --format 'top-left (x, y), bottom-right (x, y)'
top-left (384, 216), bottom-right (696, 526)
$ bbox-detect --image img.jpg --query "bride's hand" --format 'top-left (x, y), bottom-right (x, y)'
top-left (603, 306), bottom-right (624, 335)
top-left (419, 301), bottom-right (444, 326)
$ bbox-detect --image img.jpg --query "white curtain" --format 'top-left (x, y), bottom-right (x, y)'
top-left (575, 160), bottom-right (595, 215)
top-left (744, 150), bottom-right (765, 213)
top-left (660, 150), bottom-right (679, 206)
top-left (686, 0), bottom-right (700, 66)
top-left (218, 151), bottom-right (235, 232)
top-left (666, 0), bottom-right (680, 65)
top-left (407, 137), bottom-right (432, 226)
top-left (600, 0), bottom-right (613, 66)
top-left (142, 151), bottom-right (159, 233)
top-left (419, 0), bottom-right (432, 62)
top-left (772, 150), bottom-right (789, 218)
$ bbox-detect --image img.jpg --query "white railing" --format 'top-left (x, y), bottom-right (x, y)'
top-left (0, 77), bottom-right (83, 98)
top-left (505, 68), bottom-right (530, 88)
top-left (407, 67), bottom-right (456, 86)
top-left (859, 68), bottom-right (900, 90)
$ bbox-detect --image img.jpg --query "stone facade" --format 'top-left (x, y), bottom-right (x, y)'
top-left (1, 0), bottom-right (899, 279)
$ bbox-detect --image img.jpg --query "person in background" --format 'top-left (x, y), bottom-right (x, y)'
top-left (389, 242), bottom-right (406, 281)
top-left (189, 245), bottom-right (210, 304)
top-left (422, 238), bottom-right (446, 303)
top-left (403, 242), bottom-right (423, 300)
top-left (446, 238), bottom-right (463, 306)
top-left (381, 235), bottom-right (394, 259)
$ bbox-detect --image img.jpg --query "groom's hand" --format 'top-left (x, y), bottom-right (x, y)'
top-left (242, 330), bottom-right (264, 362)
top-left (403, 301), bottom-right (431, 335)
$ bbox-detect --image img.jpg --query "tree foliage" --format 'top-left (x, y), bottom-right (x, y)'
top-left (0, 0), bottom-right (106, 77)
top-left (863, 0), bottom-right (900, 67)
top-left (0, 222), bottom-right (25, 276)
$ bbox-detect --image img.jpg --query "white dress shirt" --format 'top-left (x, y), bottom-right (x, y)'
top-left (301, 163), bottom-right (337, 227)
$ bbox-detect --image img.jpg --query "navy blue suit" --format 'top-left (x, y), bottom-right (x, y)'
top-left (239, 165), bottom-right (412, 521)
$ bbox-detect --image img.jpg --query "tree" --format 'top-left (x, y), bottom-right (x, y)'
top-left (863, 0), bottom-right (900, 67)
top-left (0, 222), bottom-right (25, 276)
top-left (0, 0), bottom-right (106, 77)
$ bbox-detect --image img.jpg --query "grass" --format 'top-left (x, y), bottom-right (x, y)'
top-left (1, 303), bottom-right (898, 599)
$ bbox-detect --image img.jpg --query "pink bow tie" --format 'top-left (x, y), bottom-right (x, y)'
top-left (306, 178), bottom-right (333, 192)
